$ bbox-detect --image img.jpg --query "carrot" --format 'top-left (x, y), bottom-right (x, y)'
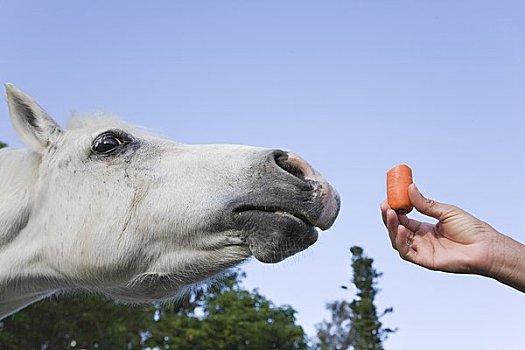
top-left (386, 164), bottom-right (413, 215)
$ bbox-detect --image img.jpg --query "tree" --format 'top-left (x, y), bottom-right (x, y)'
top-left (0, 293), bottom-right (154, 349)
top-left (0, 270), bottom-right (309, 349)
top-left (144, 270), bottom-right (308, 349)
top-left (316, 246), bottom-right (395, 350)
top-left (0, 142), bottom-right (5, 149)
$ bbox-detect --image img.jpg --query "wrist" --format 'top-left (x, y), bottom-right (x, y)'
top-left (486, 232), bottom-right (525, 292)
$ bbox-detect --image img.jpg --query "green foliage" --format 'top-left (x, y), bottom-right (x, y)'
top-left (0, 142), bottom-right (6, 149)
top-left (0, 294), bottom-right (153, 349)
top-left (145, 271), bottom-right (308, 349)
top-left (316, 246), bottom-right (395, 350)
top-left (0, 270), bottom-right (309, 350)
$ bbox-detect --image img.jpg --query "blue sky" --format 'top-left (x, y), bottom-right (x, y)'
top-left (1, 1), bottom-right (524, 348)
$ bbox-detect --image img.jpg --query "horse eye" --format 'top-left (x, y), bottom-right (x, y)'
top-left (92, 133), bottom-right (123, 154)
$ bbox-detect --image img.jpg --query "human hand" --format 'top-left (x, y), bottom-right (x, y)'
top-left (381, 184), bottom-right (499, 276)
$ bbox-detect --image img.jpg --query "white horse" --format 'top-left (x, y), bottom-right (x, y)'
top-left (0, 84), bottom-right (340, 320)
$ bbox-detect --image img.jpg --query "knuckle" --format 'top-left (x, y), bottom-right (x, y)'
top-left (425, 198), bottom-right (436, 208)
top-left (424, 198), bottom-right (441, 214)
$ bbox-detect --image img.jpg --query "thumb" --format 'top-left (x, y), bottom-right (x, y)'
top-left (408, 184), bottom-right (458, 220)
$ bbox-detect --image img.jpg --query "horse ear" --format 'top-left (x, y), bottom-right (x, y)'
top-left (5, 83), bottom-right (62, 152)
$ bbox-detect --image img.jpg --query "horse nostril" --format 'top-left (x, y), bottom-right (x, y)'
top-left (273, 150), bottom-right (306, 181)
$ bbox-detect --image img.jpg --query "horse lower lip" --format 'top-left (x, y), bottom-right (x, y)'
top-left (237, 210), bottom-right (319, 263)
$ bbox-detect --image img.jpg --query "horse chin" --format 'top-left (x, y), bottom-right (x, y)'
top-left (237, 210), bottom-right (319, 263)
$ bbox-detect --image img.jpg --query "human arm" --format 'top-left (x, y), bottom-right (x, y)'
top-left (381, 184), bottom-right (525, 292)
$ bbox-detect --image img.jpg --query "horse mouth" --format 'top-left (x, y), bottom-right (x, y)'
top-left (232, 206), bottom-right (321, 263)
top-left (226, 162), bottom-right (341, 264)
top-left (235, 205), bottom-right (316, 226)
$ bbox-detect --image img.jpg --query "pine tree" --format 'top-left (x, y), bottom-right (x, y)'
top-left (316, 246), bottom-right (395, 350)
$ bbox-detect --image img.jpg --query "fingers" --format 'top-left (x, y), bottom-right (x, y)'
top-left (380, 200), bottom-right (390, 226)
top-left (383, 207), bottom-right (416, 260)
top-left (382, 200), bottom-right (422, 246)
top-left (385, 208), bottom-right (399, 248)
top-left (398, 214), bottom-right (424, 233)
top-left (382, 203), bottom-right (408, 250)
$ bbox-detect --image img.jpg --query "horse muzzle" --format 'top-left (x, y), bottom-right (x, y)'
top-left (228, 150), bottom-right (341, 263)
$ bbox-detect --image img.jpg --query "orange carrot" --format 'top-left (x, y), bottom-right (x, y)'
top-left (386, 164), bottom-right (413, 214)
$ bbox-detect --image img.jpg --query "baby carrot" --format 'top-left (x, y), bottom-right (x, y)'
top-left (386, 164), bottom-right (413, 215)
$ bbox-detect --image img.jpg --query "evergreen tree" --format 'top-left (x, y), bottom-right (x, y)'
top-left (316, 246), bottom-right (395, 350)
